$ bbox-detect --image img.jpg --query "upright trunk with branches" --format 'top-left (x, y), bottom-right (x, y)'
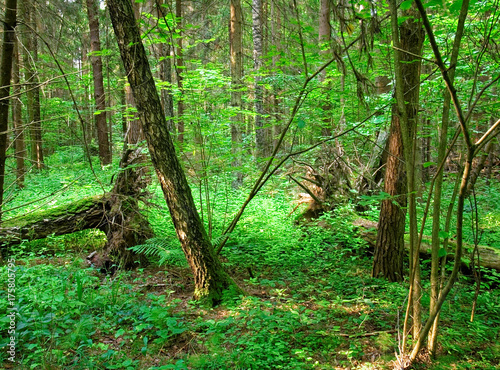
top-left (175, 0), bottom-right (185, 146)
top-left (0, 0), bottom-right (17, 221)
top-left (86, 0), bottom-right (112, 166)
top-left (373, 0), bottom-right (425, 302)
top-left (20, 0), bottom-right (44, 170)
top-left (252, 0), bottom-right (265, 158)
top-left (12, 39), bottom-right (25, 188)
top-left (107, 0), bottom-right (240, 305)
top-left (428, 0), bottom-right (469, 356)
top-left (230, 0), bottom-right (243, 188)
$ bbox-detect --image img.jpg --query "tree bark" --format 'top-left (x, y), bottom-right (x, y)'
top-left (12, 39), bottom-right (25, 188)
top-left (175, 0), bottom-right (185, 146)
top-left (372, 110), bottom-right (406, 282)
top-left (107, 0), bottom-right (239, 305)
top-left (230, 0), bottom-right (243, 188)
top-left (86, 0), bottom-right (112, 166)
top-left (373, 4), bottom-right (424, 287)
top-left (20, 0), bottom-right (44, 170)
top-left (157, 0), bottom-right (175, 135)
top-left (252, 0), bottom-right (265, 157)
top-left (0, 0), bottom-right (17, 221)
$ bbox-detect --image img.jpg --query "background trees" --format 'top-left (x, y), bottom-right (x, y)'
top-left (0, 0), bottom-right (499, 367)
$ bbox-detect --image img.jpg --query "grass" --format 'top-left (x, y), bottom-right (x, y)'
top-left (1, 152), bottom-right (500, 369)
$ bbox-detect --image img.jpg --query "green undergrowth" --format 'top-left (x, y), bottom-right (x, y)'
top-left (1, 176), bottom-right (500, 369)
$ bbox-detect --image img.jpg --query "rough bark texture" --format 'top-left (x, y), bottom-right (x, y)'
top-left (0, 0), bottom-right (17, 221)
top-left (86, 0), bottom-right (112, 165)
top-left (372, 12), bottom-right (424, 283)
top-left (104, 148), bottom-right (153, 268)
top-left (20, 0), bottom-right (44, 170)
top-left (13, 39), bottom-right (25, 188)
top-left (230, 0), bottom-right (243, 188)
top-left (157, 0), bottom-right (175, 135)
top-left (175, 0), bottom-right (185, 146)
top-left (252, 0), bottom-right (265, 157)
top-left (372, 110), bottom-right (407, 282)
top-left (107, 0), bottom-right (239, 305)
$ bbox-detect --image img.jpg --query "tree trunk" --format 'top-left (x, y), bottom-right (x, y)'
top-left (0, 0), bottom-right (17, 221)
top-left (373, 4), bottom-right (424, 287)
top-left (86, 0), bottom-right (112, 166)
top-left (372, 109), bottom-right (406, 282)
top-left (230, 0), bottom-right (243, 188)
top-left (252, 0), bottom-right (265, 158)
top-left (175, 0), bottom-right (185, 146)
top-left (157, 0), bottom-right (175, 135)
top-left (107, 0), bottom-right (240, 305)
top-left (12, 39), bottom-right (25, 188)
top-left (20, 0), bottom-right (44, 170)
top-left (0, 195), bottom-right (110, 246)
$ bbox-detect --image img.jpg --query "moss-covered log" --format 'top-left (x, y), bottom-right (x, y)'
top-left (0, 195), bottom-right (110, 246)
top-left (354, 219), bottom-right (500, 272)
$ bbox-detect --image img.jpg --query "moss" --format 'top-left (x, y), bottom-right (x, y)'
top-left (2, 195), bottom-right (108, 229)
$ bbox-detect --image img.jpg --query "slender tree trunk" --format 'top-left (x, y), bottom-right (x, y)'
top-left (157, 0), bottom-right (175, 135)
top-left (175, 0), bottom-right (185, 147)
top-left (86, 0), bottom-right (112, 165)
top-left (0, 0), bottom-right (17, 221)
top-left (20, 0), bottom-right (44, 170)
top-left (12, 39), bottom-right (25, 188)
top-left (107, 0), bottom-right (240, 305)
top-left (428, 0), bottom-right (469, 355)
top-left (230, 0), bottom-right (243, 188)
top-left (252, 0), bottom-right (265, 157)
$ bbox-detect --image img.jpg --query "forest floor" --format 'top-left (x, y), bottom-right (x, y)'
top-left (1, 156), bottom-right (500, 369)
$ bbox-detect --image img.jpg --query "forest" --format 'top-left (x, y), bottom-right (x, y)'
top-left (0, 0), bottom-right (500, 368)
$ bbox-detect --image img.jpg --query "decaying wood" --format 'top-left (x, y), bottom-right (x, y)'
top-left (0, 195), bottom-right (110, 246)
top-left (354, 218), bottom-right (500, 272)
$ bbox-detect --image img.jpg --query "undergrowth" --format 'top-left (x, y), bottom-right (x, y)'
top-left (1, 164), bottom-right (500, 369)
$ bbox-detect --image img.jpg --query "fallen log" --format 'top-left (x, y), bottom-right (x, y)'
top-left (0, 195), bottom-right (111, 246)
top-left (353, 219), bottom-right (500, 272)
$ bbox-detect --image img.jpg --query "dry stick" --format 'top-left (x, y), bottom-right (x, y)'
top-left (288, 175), bottom-right (322, 205)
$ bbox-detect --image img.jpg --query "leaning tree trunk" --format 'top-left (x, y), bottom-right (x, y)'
top-left (107, 0), bottom-right (240, 305)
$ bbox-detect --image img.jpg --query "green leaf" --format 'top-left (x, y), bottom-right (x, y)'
top-left (297, 118), bottom-right (306, 129)
top-left (439, 231), bottom-right (449, 239)
top-left (423, 161), bottom-right (436, 168)
top-left (400, 0), bottom-right (414, 11)
top-left (449, 0), bottom-right (463, 13)
top-left (424, 0), bottom-right (442, 8)
top-left (438, 248), bottom-right (447, 258)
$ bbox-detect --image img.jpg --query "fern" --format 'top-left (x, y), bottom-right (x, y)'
top-left (129, 238), bottom-right (187, 267)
